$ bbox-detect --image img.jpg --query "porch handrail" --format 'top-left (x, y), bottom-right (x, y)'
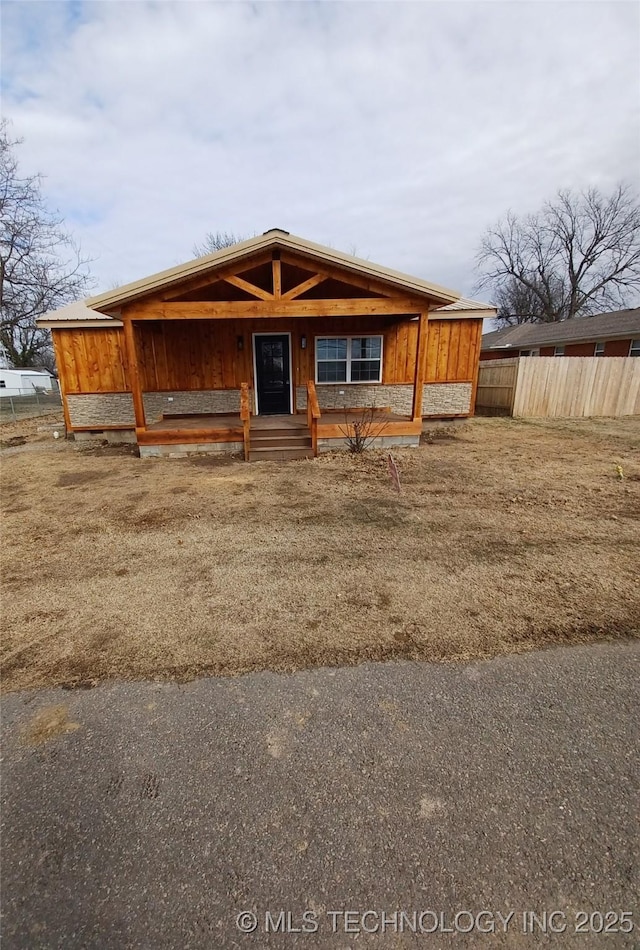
top-left (240, 382), bottom-right (251, 461)
top-left (306, 380), bottom-right (321, 457)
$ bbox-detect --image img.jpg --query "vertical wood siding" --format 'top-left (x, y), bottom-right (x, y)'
top-left (52, 317), bottom-right (482, 394)
top-left (52, 328), bottom-right (129, 393)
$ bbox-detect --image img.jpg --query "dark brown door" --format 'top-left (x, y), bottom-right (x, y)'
top-left (254, 335), bottom-right (291, 415)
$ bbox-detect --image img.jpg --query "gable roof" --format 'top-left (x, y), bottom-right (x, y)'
top-left (481, 308), bottom-right (640, 351)
top-left (85, 229), bottom-right (464, 314)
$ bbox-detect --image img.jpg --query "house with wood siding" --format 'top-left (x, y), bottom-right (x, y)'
top-left (481, 308), bottom-right (640, 361)
top-left (38, 230), bottom-right (494, 460)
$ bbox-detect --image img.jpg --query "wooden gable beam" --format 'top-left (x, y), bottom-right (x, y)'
top-left (126, 297), bottom-right (422, 320)
top-left (223, 275), bottom-right (273, 300)
top-left (280, 251), bottom-right (403, 299)
top-left (160, 251), bottom-right (274, 301)
top-left (281, 273), bottom-right (326, 300)
top-left (272, 254), bottom-right (282, 298)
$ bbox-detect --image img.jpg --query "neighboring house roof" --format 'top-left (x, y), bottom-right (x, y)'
top-left (481, 308), bottom-right (640, 351)
top-left (0, 368), bottom-right (52, 378)
top-left (37, 300), bottom-right (122, 329)
top-left (85, 229), bottom-right (465, 314)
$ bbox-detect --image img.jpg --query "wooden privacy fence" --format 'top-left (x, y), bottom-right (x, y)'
top-left (476, 357), bottom-right (640, 418)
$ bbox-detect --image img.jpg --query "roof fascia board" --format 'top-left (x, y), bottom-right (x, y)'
top-left (434, 309), bottom-right (495, 320)
top-left (38, 319), bottom-right (123, 329)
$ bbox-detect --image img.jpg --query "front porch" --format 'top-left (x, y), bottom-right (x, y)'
top-left (137, 400), bottom-right (422, 460)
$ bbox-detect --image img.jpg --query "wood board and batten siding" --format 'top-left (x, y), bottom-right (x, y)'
top-left (52, 317), bottom-right (482, 395)
top-left (51, 328), bottom-right (129, 393)
top-left (476, 356), bottom-right (640, 418)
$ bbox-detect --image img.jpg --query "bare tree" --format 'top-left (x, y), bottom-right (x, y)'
top-left (0, 122), bottom-right (94, 367)
top-left (476, 185), bottom-right (640, 326)
top-left (192, 231), bottom-right (250, 257)
top-left (339, 406), bottom-right (389, 453)
top-left (490, 277), bottom-right (549, 326)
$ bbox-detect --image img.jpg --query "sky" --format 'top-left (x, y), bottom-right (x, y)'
top-left (1, 0), bottom-right (639, 301)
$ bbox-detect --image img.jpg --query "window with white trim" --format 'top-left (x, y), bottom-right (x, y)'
top-left (630, 339), bottom-right (640, 357)
top-left (554, 345), bottom-right (565, 356)
top-left (594, 342), bottom-right (605, 356)
top-left (315, 336), bottom-right (383, 383)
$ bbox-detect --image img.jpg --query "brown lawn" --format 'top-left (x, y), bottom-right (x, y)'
top-left (1, 415), bottom-right (639, 692)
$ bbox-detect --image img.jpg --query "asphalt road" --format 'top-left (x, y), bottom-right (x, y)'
top-left (1, 641), bottom-right (638, 949)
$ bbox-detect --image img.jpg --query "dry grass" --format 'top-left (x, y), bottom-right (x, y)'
top-left (1, 415), bottom-right (639, 692)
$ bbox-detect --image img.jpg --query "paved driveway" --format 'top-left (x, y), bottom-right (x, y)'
top-left (1, 642), bottom-right (638, 948)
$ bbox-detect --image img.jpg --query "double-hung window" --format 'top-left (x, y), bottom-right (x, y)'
top-left (315, 336), bottom-right (383, 383)
top-left (594, 342), bottom-right (605, 356)
top-left (630, 340), bottom-right (640, 357)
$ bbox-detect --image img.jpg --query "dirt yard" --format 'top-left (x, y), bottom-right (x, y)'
top-left (1, 415), bottom-right (639, 692)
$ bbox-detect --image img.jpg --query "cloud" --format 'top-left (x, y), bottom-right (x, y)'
top-left (2, 0), bottom-right (639, 296)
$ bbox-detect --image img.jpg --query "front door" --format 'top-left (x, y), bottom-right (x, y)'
top-left (254, 335), bottom-right (291, 415)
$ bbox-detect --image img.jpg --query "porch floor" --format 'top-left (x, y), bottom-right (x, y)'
top-left (146, 410), bottom-right (412, 432)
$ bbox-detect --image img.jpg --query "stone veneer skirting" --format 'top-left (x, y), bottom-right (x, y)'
top-left (66, 383), bottom-right (472, 430)
top-left (296, 384), bottom-right (414, 415)
top-left (422, 382), bottom-right (472, 415)
top-left (67, 393), bottom-right (135, 427)
top-left (297, 382), bottom-right (472, 417)
top-left (143, 389), bottom-right (240, 419)
top-left (66, 390), bottom-right (241, 428)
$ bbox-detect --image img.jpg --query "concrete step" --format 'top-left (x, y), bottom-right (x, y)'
top-left (249, 445), bottom-right (314, 462)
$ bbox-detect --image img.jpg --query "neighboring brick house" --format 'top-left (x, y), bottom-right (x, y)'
top-left (480, 307), bottom-right (640, 360)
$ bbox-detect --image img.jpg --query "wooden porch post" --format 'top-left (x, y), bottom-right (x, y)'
top-left (412, 310), bottom-right (429, 421)
top-left (123, 317), bottom-right (146, 430)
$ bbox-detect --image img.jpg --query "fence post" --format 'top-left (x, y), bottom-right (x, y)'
top-left (10, 396), bottom-right (16, 421)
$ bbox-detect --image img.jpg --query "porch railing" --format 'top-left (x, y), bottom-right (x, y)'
top-left (306, 380), bottom-right (321, 457)
top-left (240, 382), bottom-right (251, 461)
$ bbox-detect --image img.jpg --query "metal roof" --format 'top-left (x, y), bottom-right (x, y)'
top-left (0, 368), bottom-right (53, 377)
top-left (481, 308), bottom-right (640, 350)
top-left (434, 296), bottom-right (496, 319)
top-left (36, 300), bottom-right (122, 329)
top-left (85, 229), bottom-right (467, 313)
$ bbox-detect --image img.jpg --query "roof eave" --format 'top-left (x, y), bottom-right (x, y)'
top-left (483, 329), bottom-right (638, 350)
top-left (37, 318), bottom-right (123, 329)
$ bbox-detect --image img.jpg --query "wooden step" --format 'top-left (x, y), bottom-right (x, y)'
top-left (251, 434), bottom-right (312, 449)
top-left (252, 426), bottom-right (309, 439)
top-left (249, 445), bottom-right (314, 462)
